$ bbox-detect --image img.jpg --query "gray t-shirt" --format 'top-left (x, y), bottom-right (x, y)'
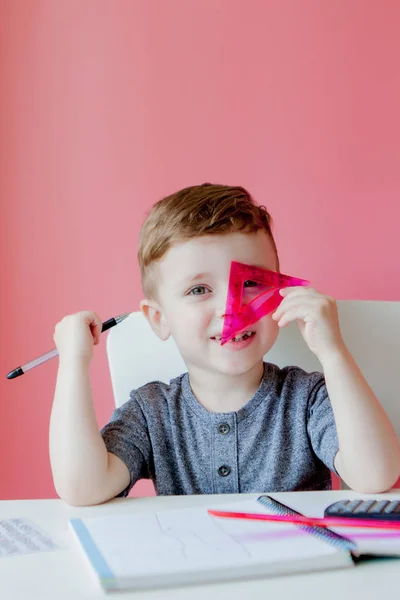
top-left (101, 362), bottom-right (339, 496)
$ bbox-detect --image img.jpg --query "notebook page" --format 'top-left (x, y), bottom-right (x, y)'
top-left (79, 500), bottom-right (341, 578)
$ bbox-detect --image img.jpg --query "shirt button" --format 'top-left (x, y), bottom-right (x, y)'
top-left (218, 423), bottom-right (230, 435)
top-left (218, 465), bottom-right (231, 477)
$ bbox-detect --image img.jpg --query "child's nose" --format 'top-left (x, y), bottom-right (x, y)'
top-left (214, 288), bottom-right (229, 319)
top-left (215, 302), bottom-right (227, 319)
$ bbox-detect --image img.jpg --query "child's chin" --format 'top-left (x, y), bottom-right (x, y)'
top-left (214, 356), bottom-right (263, 376)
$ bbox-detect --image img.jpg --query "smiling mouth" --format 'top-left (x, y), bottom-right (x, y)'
top-left (211, 331), bottom-right (255, 343)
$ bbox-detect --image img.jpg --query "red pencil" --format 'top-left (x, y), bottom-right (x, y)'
top-left (207, 509), bottom-right (400, 531)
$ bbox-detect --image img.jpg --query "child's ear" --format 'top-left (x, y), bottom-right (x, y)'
top-left (139, 299), bottom-right (170, 341)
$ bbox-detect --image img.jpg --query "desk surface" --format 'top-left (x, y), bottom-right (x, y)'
top-left (1, 489), bottom-right (400, 600)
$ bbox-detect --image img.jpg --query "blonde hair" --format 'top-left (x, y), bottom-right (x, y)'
top-left (138, 183), bottom-right (279, 298)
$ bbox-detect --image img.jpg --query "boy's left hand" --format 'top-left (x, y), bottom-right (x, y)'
top-left (272, 287), bottom-right (346, 363)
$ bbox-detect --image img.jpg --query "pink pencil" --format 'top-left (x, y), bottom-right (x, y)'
top-left (207, 509), bottom-right (400, 530)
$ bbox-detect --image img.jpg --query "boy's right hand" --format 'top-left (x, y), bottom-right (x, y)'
top-left (53, 311), bottom-right (103, 362)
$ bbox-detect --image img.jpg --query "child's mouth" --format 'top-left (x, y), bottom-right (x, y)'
top-left (211, 331), bottom-right (256, 348)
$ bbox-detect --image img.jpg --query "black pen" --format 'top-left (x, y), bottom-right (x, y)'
top-left (6, 313), bottom-right (131, 380)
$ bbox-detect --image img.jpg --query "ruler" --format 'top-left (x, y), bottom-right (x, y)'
top-left (221, 261), bottom-right (309, 344)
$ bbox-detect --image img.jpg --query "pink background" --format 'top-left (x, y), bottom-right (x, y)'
top-left (1, 1), bottom-right (399, 500)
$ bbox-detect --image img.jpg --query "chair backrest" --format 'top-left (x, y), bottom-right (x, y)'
top-left (106, 301), bottom-right (400, 440)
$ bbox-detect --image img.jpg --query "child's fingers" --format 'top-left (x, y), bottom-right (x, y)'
top-left (279, 286), bottom-right (318, 298)
top-left (83, 312), bottom-right (103, 344)
top-left (275, 307), bottom-right (307, 328)
top-left (273, 296), bottom-right (316, 321)
top-left (92, 319), bottom-right (103, 344)
top-left (93, 314), bottom-right (103, 341)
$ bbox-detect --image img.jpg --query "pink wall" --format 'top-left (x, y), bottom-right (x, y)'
top-left (1, 0), bottom-right (400, 499)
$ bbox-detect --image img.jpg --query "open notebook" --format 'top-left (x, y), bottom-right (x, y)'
top-left (69, 495), bottom-right (400, 592)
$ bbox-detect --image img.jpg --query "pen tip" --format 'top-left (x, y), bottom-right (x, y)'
top-left (6, 367), bottom-right (24, 379)
top-left (118, 313), bottom-right (131, 322)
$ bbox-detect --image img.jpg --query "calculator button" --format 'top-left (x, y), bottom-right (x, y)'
top-left (329, 501), bottom-right (349, 514)
top-left (383, 501), bottom-right (400, 514)
top-left (353, 501), bottom-right (372, 514)
top-left (367, 500), bottom-right (389, 514)
top-left (342, 500), bottom-right (362, 513)
top-left (357, 500), bottom-right (376, 512)
top-left (365, 501), bottom-right (379, 513)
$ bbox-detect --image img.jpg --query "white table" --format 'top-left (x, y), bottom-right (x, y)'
top-left (1, 489), bottom-right (400, 600)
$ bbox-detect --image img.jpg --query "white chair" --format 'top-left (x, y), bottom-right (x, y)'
top-left (106, 301), bottom-right (400, 492)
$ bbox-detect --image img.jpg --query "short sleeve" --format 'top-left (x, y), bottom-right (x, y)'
top-left (101, 391), bottom-right (152, 496)
top-left (306, 374), bottom-right (339, 474)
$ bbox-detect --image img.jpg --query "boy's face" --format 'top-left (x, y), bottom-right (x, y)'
top-left (141, 230), bottom-right (280, 377)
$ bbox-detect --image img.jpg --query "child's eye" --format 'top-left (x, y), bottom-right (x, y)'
top-left (243, 280), bottom-right (259, 288)
top-left (187, 285), bottom-right (211, 296)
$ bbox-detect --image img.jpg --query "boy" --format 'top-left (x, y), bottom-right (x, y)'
top-left (50, 184), bottom-right (400, 505)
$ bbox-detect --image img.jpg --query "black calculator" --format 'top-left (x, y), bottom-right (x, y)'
top-left (324, 498), bottom-right (400, 520)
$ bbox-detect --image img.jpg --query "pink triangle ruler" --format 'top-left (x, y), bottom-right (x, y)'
top-left (221, 261), bottom-right (309, 344)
